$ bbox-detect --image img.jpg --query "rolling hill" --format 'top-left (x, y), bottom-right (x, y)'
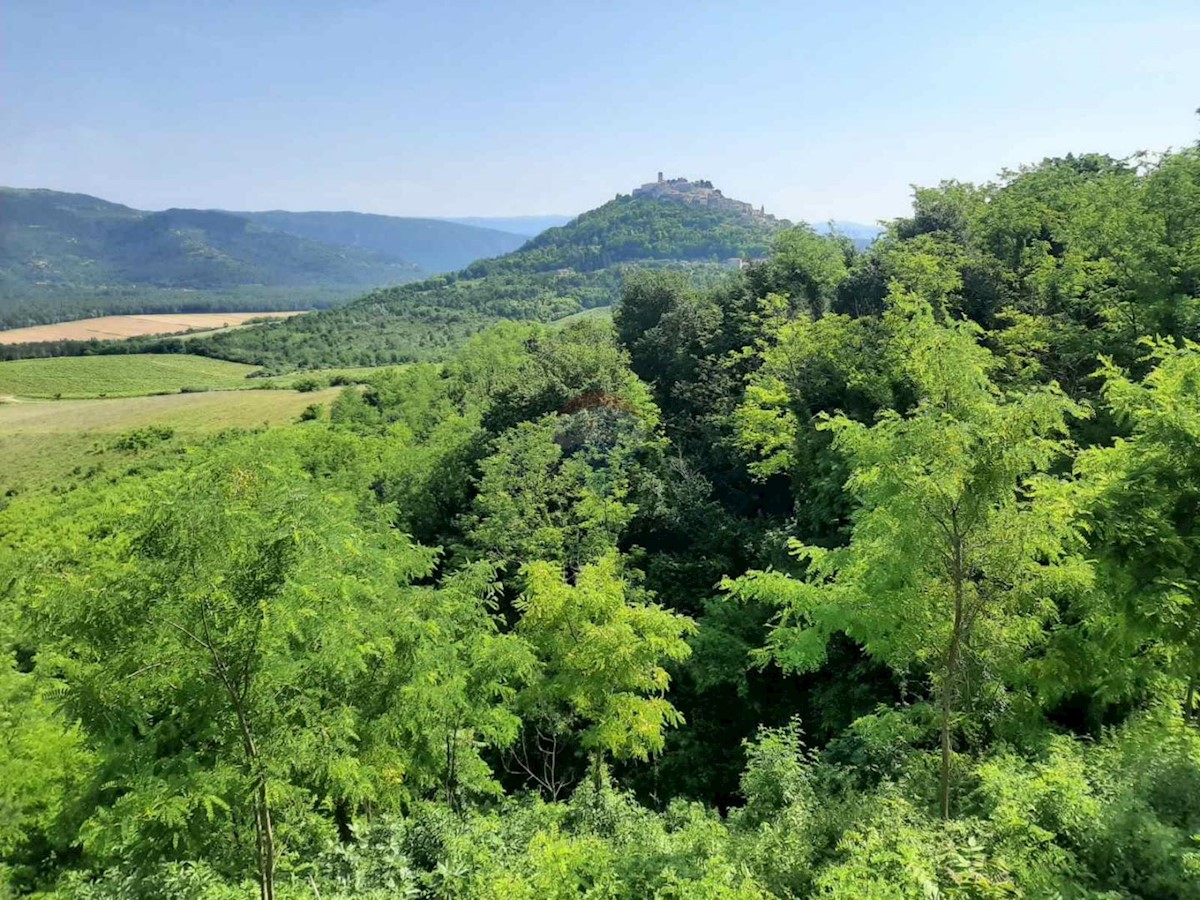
top-left (191, 177), bottom-right (790, 370)
top-left (0, 188), bottom-right (427, 329)
top-left (0, 189), bottom-right (539, 332)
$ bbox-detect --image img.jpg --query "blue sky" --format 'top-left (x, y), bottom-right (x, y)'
top-left (3, 0), bottom-right (1198, 223)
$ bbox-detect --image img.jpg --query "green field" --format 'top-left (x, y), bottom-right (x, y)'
top-left (0, 387), bottom-right (342, 494)
top-left (553, 305), bottom-right (614, 326)
top-left (0, 352), bottom-right (389, 495)
top-left (0, 354), bottom-right (392, 400)
top-left (0, 354), bottom-right (264, 399)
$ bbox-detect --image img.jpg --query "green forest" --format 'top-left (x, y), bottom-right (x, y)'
top-left (3, 142), bottom-right (1200, 899)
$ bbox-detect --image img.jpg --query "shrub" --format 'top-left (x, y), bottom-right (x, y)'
top-left (110, 426), bottom-right (175, 452)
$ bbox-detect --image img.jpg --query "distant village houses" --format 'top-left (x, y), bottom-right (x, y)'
top-left (632, 174), bottom-right (779, 225)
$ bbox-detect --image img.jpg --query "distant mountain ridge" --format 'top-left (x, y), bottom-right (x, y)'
top-left (0, 188), bottom-right (549, 331)
top-left (0, 188), bottom-right (424, 329)
top-left (0, 188), bottom-right (421, 289)
top-left (2, 182), bottom-right (877, 352)
top-left (813, 220), bottom-right (884, 245)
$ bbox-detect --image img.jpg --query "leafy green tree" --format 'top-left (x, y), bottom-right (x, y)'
top-left (479, 319), bottom-right (659, 434)
top-left (614, 270), bottom-right (697, 358)
top-left (16, 432), bottom-right (528, 898)
top-left (515, 553), bottom-right (695, 790)
top-left (462, 417), bottom-right (637, 574)
top-left (1075, 339), bottom-right (1200, 717)
top-left (0, 654), bottom-right (91, 888)
top-left (727, 291), bottom-right (1089, 817)
top-left (768, 226), bottom-right (850, 316)
top-left (733, 301), bottom-right (904, 542)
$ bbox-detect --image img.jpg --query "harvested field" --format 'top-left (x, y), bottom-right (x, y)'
top-left (0, 311), bottom-right (300, 344)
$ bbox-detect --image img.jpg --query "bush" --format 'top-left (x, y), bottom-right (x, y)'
top-left (110, 426), bottom-right (175, 452)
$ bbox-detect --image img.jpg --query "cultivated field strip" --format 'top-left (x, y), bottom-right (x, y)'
top-left (0, 311), bottom-right (298, 344)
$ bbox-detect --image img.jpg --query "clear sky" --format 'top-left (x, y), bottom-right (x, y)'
top-left (3, 0), bottom-right (1198, 224)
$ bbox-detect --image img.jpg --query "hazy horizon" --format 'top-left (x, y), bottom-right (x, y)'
top-left (4, 0), bottom-right (1198, 224)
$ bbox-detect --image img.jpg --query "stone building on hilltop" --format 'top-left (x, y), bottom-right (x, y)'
top-left (631, 175), bottom-right (779, 224)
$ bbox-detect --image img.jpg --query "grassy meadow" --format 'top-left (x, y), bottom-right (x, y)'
top-left (0, 354), bottom-right (389, 400)
top-left (0, 350), bottom-right (390, 496)
top-left (553, 304), bottom-right (613, 325)
top-left (0, 387), bottom-right (342, 495)
top-left (0, 354), bottom-right (265, 399)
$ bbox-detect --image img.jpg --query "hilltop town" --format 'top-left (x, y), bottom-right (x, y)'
top-left (632, 173), bottom-right (781, 224)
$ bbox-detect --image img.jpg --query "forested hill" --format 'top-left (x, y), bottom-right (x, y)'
top-left (236, 209), bottom-right (527, 273)
top-left (0, 188), bottom-right (425, 329)
top-left (464, 187), bottom-right (787, 276)
top-left (190, 180), bottom-right (788, 370)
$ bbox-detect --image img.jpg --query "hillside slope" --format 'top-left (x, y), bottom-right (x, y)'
top-left (0, 188), bottom-right (424, 329)
top-left (466, 190), bottom-right (780, 277)
top-left (238, 210), bottom-right (527, 273)
top-left (193, 178), bottom-right (788, 370)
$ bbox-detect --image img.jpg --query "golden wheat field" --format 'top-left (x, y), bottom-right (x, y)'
top-left (0, 311), bottom-right (299, 344)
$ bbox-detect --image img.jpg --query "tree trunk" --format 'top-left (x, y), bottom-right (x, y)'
top-left (181, 610), bottom-right (276, 900)
top-left (445, 727), bottom-right (461, 813)
top-left (1187, 674), bottom-right (1197, 724)
top-left (591, 750), bottom-right (605, 794)
top-left (941, 522), bottom-right (966, 820)
top-left (223, 670), bottom-right (274, 900)
top-left (939, 692), bottom-right (958, 815)
top-left (256, 775), bottom-right (276, 900)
